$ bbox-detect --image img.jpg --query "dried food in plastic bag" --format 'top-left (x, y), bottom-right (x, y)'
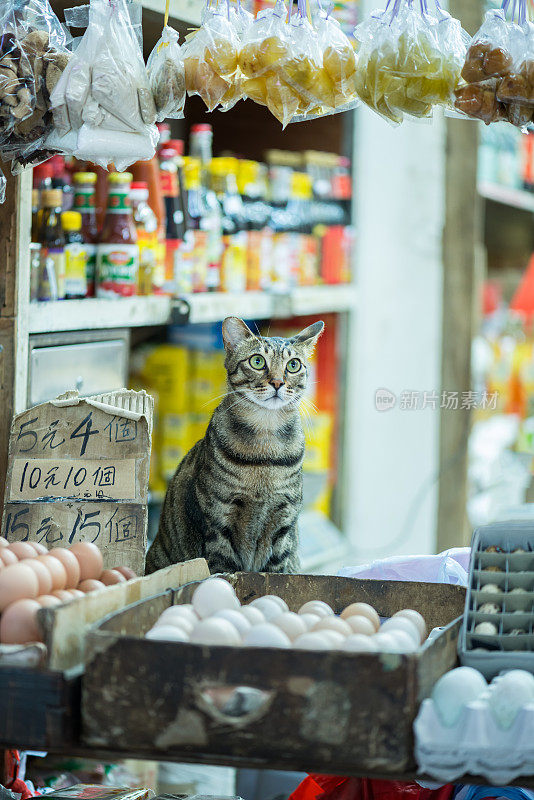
top-left (0, 0), bottom-right (71, 167)
top-left (354, 0), bottom-right (468, 124)
top-left (147, 26), bottom-right (185, 121)
top-left (281, 7), bottom-right (331, 112)
top-left (316, 9), bottom-right (358, 107)
top-left (239, 1), bottom-right (291, 79)
top-left (48, 0), bottom-right (157, 170)
top-left (460, 9), bottom-right (513, 84)
top-left (183, 4), bottom-right (240, 112)
top-left (496, 14), bottom-right (534, 113)
top-left (454, 77), bottom-right (506, 123)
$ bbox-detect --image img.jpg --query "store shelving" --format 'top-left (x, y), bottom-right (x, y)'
top-left (27, 286), bottom-right (358, 334)
top-left (28, 295), bottom-right (173, 334)
top-left (478, 181), bottom-right (534, 213)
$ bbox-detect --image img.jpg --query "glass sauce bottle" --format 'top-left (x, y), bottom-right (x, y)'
top-left (96, 173), bottom-right (139, 298)
top-left (73, 172), bottom-right (99, 297)
top-left (39, 188), bottom-right (66, 301)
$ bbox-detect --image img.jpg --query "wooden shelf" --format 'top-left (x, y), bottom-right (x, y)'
top-left (28, 296), bottom-right (173, 334)
top-left (478, 182), bottom-right (534, 213)
top-left (174, 285), bottom-right (358, 324)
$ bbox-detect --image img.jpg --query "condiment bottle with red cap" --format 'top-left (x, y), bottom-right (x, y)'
top-left (159, 138), bottom-right (186, 294)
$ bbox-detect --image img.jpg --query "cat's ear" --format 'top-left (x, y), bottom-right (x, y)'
top-left (222, 317), bottom-right (256, 352)
top-left (292, 321), bottom-right (325, 356)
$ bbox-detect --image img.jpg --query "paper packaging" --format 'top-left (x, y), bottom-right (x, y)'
top-left (2, 388), bottom-right (153, 576)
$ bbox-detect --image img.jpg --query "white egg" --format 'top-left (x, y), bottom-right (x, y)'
top-left (299, 613), bottom-right (321, 630)
top-left (482, 583), bottom-right (503, 595)
top-left (372, 632), bottom-right (403, 652)
top-left (431, 667), bottom-right (487, 727)
top-left (249, 597), bottom-right (284, 621)
top-left (488, 670), bottom-right (534, 729)
top-left (262, 595), bottom-right (289, 613)
top-left (243, 623), bottom-right (291, 648)
top-left (213, 608), bottom-right (251, 637)
top-left (313, 617), bottom-right (351, 636)
top-left (298, 600), bottom-right (334, 618)
top-left (345, 616), bottom-right (375, 636)
top-left (158, 605), bottom-right (198, 625)
top-left (273, 611), bottom-right (307, 641)
top-left (319, 630), bottom-right (345, 648)
top-left (293, 632), bottom-right (332, 650)
top-left (192, 578), bottom-right (240, 619)
top-left (343, 634), bottom-right (379, 653)
top-left (239, 606), bottom-right (265, 625)
top-left (190, 618), bottom-right (241, 646)
top-left (155, 615), bottom-right (194, 634)
top-left (474, 621), bottom-right (498, 635)
top-left (392, 609), bottom-right (427, 642)
top-left (146, 625), bottom-right (189, 642)
top-left (384, 629), bottom-right (418, 653)
top-left (340, 602), bottom-right (380, 631)
top-left (380, 617), bottom-right (420, 647)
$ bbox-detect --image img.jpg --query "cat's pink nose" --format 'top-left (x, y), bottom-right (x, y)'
top-left (270, 380), bottom-right (284, 391)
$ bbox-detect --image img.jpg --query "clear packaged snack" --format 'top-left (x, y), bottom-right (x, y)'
top-left (183, 4), bottom-right (240, 112)
top-left (354, 0), bottom-right (468, 124)
top-left (455, 3), bottom-right (533, 128)
top-left (147, 26), bottom-right (186, 121)
top-left (48, 0), bottom-right (157, 169)
top-left (0, 0), bottom-right (71, 170)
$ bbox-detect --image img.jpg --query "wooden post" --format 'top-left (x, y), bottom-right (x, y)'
top-left (437, 0), bottom-right (483, 551)
top-left (0, 170), bottom-right (31, 510)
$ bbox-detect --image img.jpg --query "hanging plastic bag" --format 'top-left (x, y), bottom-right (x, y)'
top-left (0, 0), bottom-right (71, 170)
top-left (354, 0), bottom-right (468, 125)
top-left (0, 167), bottom-right (6, 204)
top-left (182, 4), bottom-right (240, 112)
top-left (48, 0), bottom-right (157, 170)
top-left (147, 26), bottom-right (186, 121)
top-left (454, 4), bottom-right (530, 127)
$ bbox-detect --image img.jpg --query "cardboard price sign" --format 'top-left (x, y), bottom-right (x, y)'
top-left (2, 390), bottom-right (153, 575)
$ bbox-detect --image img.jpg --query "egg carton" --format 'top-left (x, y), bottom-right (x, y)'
top-left (459, 521), bottom-right (534, 679)
top-left (415, 697), bottom-right (534, 784)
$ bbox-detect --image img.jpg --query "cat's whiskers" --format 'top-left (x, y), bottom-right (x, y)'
top-left (200, 388), bottom-right (236, 410)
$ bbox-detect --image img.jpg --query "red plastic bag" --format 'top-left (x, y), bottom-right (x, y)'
top-left (289, 775), bottom-right (455, 800)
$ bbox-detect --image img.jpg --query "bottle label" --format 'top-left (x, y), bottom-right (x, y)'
top-left (74, 189), bottom-right (96, 213)
top-left (221, 231), bottom-right (247, 293)
top-left (106, 191), bottom-right (131, 214)
top-left (40, 247), bottom-right (66, 300)
top-left (137, 230), bottom-right (158, 295)
top-left (271, 233), bottom-right (292, 292)
top-left (65, 242), bottom-right (88, 297)
top-left (160, 171), bottom-right (178, 198)
top-left (175, 230), bottom-right (209, 294)
top-left (85, 243), bottom-right (97, 297)
top-left (96, 243), bottom-right (139, 297)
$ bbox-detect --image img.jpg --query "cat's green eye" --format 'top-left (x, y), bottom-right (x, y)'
top-left (249, 354), bottom-right (266, 370)
top-left (286, 358), bottom-right (302, 373)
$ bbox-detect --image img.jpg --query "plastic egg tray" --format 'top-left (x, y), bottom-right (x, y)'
top-left (415, 694), bottom-right (534, 784)
top-left (459, 521), bottom-right (534, 679)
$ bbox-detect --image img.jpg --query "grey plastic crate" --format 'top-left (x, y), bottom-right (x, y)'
top-left (459, 520), bottom-right (534, 679)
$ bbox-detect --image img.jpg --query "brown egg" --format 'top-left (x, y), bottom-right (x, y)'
top-left (52, 589), bottom-right (73, 603)
top-left (37, 594), bottom-right (62, 608)
top-left (38, 555), bottom-right (67, 591)
top-left (100, 569), bottom-right (126, 586)
top-left (30, 542), bottom-right (48, 555)
top-left (0, 563), bottom-right (39, 611)
top-left (24, 558), bottom-right (53, 596)
top-left (49, 548), bottom-right (80, 588)
top-left (78, 578), bottom-right (105, 593)
top-left (0, 537), bottom-right (8, 547)
top-left (0, 598), bottom-right (42, 643)
top-left (0, 549), bottom-right (18, 567)
top-left (340, 602), bottom-right (380, 631)
top-left (69, 542), bottom-right (103, 581)
top-left (8, 541), bottom-right (38, 560)
top-left (114, 565), bottom-right (137, 580)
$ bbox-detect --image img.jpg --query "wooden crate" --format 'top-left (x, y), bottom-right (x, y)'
top-left (82, 574), bottom-right (465, 775)
top-left (0, 665), bottom-right (80, 749)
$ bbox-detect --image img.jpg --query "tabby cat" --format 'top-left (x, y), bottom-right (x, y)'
top-left (146, 316), bottom-right (324, 575)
